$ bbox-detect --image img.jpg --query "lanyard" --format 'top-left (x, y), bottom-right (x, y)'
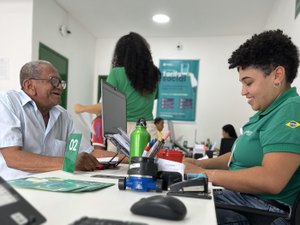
top-left (227, 141), bottom-right (237, 167)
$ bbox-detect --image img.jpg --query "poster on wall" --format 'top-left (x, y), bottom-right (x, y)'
top-left (156, 59), bottom-right (199, 121)
top-left (296, 0), bottom-right (300, 19)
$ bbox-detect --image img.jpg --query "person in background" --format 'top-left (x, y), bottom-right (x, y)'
top-left (74, 32), bottom-right (161, 140)
top-left (222, 124), bottom-right (237, 139)
top-left (0, 60), bottom-right (127, 180)
top-left (154, 117), bottom-right (164, 141)
top-left (184, 30), bottom-right (300, 225)
top-left (91, 115), bottom-right (106, 150)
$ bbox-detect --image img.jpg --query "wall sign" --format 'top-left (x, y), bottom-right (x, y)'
top-left (157, 59), bottom-right (199, 121)
top-left (62, 133), bottom-right (82, 173)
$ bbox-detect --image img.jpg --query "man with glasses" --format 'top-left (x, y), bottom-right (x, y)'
top-left (0, 60), bottom-right (126, 180)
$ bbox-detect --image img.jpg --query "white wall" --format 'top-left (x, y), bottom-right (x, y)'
top-left (95, 35), bottom-right (253, 147)
top-left (151, 36), bottom-right (256, 146)
top-left (0, 0), bottom-right (97, 139)
top-left (31, 0), bottom-right (96, 138)
top-left (0, 0), bottom-right (33, 91)
top-left (1, 0), bottom-right (300, 147)
top-left (94, 0), bottom-right (300, 147)
top-left (265, 0), bottom-right (300, 88)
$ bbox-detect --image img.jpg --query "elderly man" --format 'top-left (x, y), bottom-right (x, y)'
top-left (0, 60), bottom-right (126, 180)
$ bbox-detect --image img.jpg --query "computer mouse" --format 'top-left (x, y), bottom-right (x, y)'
top-left (130, 195), bottom-right (187, 220)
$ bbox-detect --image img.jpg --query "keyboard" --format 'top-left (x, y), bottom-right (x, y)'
top-left (69, 217), bottom-right (148, 225)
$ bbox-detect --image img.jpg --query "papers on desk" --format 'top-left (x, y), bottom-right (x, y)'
top-left (97, 157), bottom-right (119, 165)
top-left (9, 177), bottom-right (114, 192)
top-left (112, 134), bottom-right (130, 152)
top-left (156, 158), bottom-right (185, 179)
top-left (107, 128), bottom-right (130, 157)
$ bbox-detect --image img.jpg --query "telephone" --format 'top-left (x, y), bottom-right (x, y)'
top-left (0, 177), bottom-right (46, 225)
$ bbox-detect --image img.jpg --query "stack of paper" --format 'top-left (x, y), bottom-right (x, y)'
top-left (9, 177), bottom-right (114, 192)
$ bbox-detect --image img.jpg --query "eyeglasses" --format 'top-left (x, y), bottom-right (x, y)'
top-left (29, 76), bottom-right (67, 89)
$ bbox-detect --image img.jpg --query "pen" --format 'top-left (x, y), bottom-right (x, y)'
top-left (142, 139), bottom-right (156, 157)
top-left (149, 131), bottom-right (170, 158)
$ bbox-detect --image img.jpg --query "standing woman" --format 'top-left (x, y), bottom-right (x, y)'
top-left (74, 32), bottom-right (161, 139)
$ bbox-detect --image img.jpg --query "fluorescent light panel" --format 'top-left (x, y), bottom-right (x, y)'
top-left (152, 14), bottom-right (170, 23)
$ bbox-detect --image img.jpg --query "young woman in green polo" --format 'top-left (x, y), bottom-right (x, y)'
top-left (184, 30), bottom-right (300, 225)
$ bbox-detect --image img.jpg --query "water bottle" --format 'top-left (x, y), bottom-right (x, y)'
top-left (130, 118), bottom-right (150, 160)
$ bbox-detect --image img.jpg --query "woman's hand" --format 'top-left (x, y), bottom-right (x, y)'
top-left (74, 104), bottom-right (85, 113)
top-left (183, 159), bottom-right (205, 174)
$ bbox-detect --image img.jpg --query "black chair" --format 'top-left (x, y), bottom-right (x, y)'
top-left (219, 138), bottom-right (236, 156)
top-left (215, 191), bottom-right (300, 225)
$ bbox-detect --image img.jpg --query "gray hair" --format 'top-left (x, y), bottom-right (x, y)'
top-left (20, 60), bottom-right (56, 88)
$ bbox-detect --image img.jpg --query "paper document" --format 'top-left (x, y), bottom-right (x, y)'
top-left (156, 158), bottom-right (185, 179)
top-left (112, 134), bottom-right (130, 152)
top-left (106, 128), bottom-right (130, 157)
top-left (117, 127), bottom-right (130, 143)
top-left (97, 157), bottom-right (119, 164)
top-left (9, 177), bottom-right (114, 192)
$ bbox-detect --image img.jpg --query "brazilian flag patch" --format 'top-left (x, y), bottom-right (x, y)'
top-left (285, 120), bottom-right (300, 128)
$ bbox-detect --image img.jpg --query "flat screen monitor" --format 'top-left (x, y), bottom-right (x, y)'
top-left (101, 80), bottom-right (127, 136)
top-left (167, 120), bottom-right (189, 154)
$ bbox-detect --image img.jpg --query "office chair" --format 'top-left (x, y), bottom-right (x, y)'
top-left (215, 191), bottom-right (300, 225)
top-left (219, 138), bottom-right (236, 156)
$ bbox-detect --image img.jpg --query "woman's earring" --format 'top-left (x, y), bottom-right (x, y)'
top-left (273, 82), bottom-right (281, 88)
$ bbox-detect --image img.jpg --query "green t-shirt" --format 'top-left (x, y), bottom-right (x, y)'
top-left (229, 87), bottom-right (300, 206)
top-left (106, 67), bottom-right (157, 122)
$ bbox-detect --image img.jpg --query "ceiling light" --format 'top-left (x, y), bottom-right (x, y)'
top-left (152, 14), bottom-right (170, 24)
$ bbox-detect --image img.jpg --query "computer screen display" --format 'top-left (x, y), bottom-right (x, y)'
top-left (167, 120), bottom-right (189, 154)
top-left (167, 120), bottom-right (176, 144)
top-left (101, 80), bottom-right (127, 136)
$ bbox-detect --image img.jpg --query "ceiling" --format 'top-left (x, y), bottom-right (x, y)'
top-left (55, 0), bottom-right (275, 38)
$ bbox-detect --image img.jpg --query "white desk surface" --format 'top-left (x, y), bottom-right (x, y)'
top-left (14, 164), bottom-right (217, 225)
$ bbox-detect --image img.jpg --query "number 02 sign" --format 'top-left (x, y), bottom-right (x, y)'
top-left (62, 133), bottom-right (82, 173)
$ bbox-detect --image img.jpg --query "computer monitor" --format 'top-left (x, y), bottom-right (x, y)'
top-left (219, 138), bottom-right (236, 156)
top-left (101, 80), bottom-right (127, 136)
top-left (167, 120), bottom-right (190, 155)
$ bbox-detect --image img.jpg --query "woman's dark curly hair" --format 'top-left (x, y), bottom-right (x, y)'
top-left (228, 29), bottom-right (299, 83)
top-left (111, 32), bottom-right (161, 95)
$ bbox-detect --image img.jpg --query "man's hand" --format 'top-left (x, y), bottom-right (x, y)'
top-left (75, 152), bottom-right (99, 171)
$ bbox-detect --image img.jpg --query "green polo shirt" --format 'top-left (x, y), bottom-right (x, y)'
top-left (106, 67), bottom-right (157, 122)
top-left (229, 87), bottom-right (300, 206)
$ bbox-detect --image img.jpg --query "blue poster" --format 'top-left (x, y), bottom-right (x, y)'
top-left (157, 59), bottom-right (199, 121)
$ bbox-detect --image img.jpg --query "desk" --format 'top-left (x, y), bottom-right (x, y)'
top-left (14, 164), bottom-right (217, 225)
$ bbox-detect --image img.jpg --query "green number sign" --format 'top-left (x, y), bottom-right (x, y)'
top-left (62, 133), bottom-right (82, 173)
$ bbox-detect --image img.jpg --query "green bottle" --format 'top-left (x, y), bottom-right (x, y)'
top-left (130, 118), bottom-right (150, 160)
